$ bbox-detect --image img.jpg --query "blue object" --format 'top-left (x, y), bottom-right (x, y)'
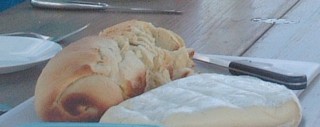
top-left (0, 0), bottom-right (25, 11)
top-left (17, 122), bottom-right (161, 127)
top-left (0, 103), bottom-right (12, 115)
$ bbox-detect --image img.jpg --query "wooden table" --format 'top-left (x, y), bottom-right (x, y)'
top-left (1, 0), bottom-right (319, 126)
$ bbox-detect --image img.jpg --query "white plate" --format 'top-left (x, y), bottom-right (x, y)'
top-left (0, 36), bottom-right (62, 74)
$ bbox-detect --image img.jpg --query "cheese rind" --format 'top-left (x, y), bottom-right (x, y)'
top-left (100, 73), bottom-right (302, 127)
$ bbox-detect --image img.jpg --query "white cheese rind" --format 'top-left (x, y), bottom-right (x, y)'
top-left (100, 73), bottom-right (302, 127)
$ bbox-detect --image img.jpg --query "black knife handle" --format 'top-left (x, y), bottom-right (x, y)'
top-left (229, 60), bottom-right (307, 90)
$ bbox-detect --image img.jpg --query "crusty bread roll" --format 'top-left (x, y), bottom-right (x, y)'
top-left (100, 73), bottom-right (302, 127)
top-left (34, 20), bottom-right (194, 122)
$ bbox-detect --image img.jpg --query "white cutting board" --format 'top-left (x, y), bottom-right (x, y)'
top-left (1, 55), bottom-right (320, 127)
top-left (0, 97), bottom-right (39, 127)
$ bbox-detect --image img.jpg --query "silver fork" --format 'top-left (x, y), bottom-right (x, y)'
top-left (0, 32), bottom-right (51, 40)
top-left (0, 23), bottom-right (90, 42)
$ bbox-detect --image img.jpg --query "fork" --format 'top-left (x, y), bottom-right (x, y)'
top-left (0, 32), bottom-right (51, 40)
top-left (0, 23), bottom-right (90, 42)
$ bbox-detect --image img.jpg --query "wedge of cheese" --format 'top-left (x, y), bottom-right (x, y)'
top-left (100, 73), bottom-right (302, 127)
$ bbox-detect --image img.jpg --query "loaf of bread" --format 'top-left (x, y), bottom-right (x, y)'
top-left (34, 20), bottom-right (195, 122)
top-left (100, 73), bottom-right (302, 127)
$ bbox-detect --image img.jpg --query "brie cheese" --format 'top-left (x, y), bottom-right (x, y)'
top-left (100, 73), bottom-right (302, 127)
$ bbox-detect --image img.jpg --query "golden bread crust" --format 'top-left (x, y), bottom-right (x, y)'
top-left (35, 20), bottom-right (194, 122)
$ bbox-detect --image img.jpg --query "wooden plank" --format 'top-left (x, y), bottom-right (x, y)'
top-left (243, 0), bottom-right (320, 62)
top-left (0, 0), bottom-right (298, 54)
top-left (243, 0), bottom-right (320, 126)
top-left (188, 0), bottom-right (298, 55)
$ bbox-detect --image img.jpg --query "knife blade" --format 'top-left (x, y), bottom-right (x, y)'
top-left (30, 0), bottom-right (182, 14)
top-left (193, 53), bottom-right (308, 90)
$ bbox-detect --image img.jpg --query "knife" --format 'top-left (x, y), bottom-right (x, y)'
top-left (193, 53), bottom-right (314, 90)
top-left (30, 0), bottom-right (182, 14)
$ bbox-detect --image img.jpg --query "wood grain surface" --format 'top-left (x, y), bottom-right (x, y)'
top-left (0, 0), bottom-right (298, 54)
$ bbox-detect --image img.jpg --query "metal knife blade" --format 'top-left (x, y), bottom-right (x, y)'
top-left (193, 53), bottom-right (308, 90)
top-left (30, 0), bottom-right (182, 14)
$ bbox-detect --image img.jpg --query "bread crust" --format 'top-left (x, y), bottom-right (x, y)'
top-left (35, 20), bottom-right (194, 122)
